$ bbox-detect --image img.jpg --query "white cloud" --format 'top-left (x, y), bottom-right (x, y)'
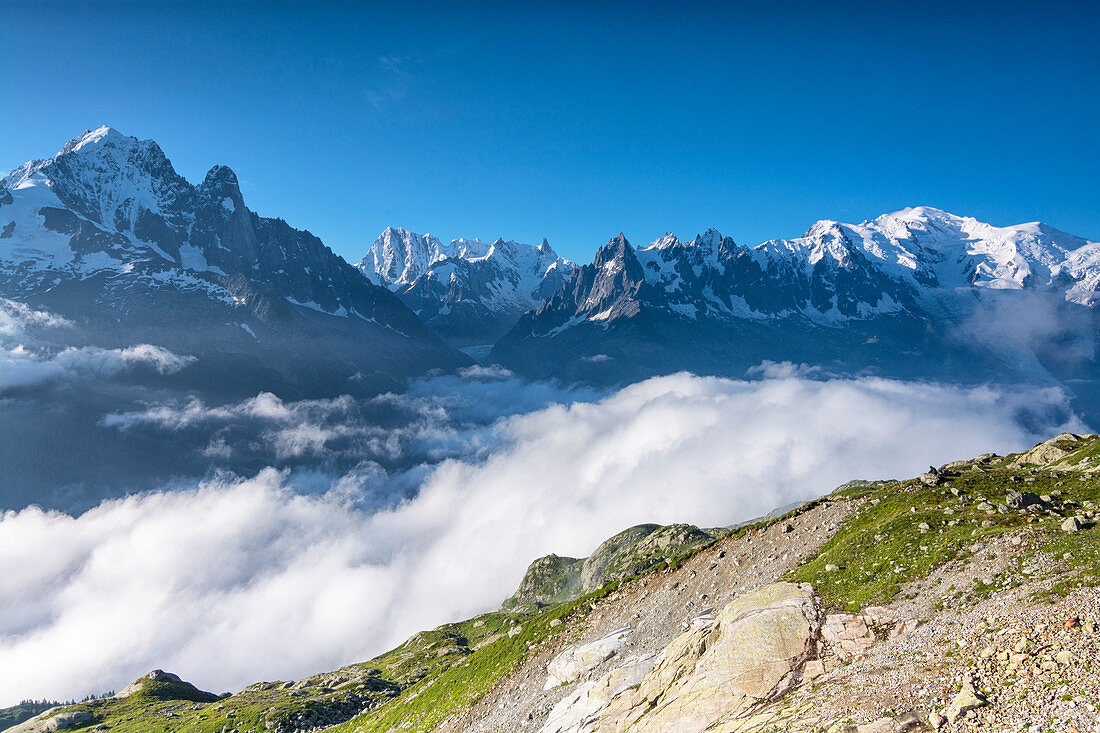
top-left (457, 364), bottom-right (514, 380)
top-left (0, 343), bottom-right (195, 391)
top-left (745, 360), bottom-right (823, 379)
top-left (100, 372), bottom-right (596, 467)
top-left (0, 298), bottom-right (72, 338)
top-left (0, 372), bottom-right (1083, 705)
top-left (0, 299), bottom-right (194, 391)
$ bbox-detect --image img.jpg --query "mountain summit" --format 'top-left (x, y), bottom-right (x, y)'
top-left (492, 209), bottom-right (1100, 389)
top-left (357, 227), bottom-right (573, 348)
top-left (0, 127), bottom-right (466, 397)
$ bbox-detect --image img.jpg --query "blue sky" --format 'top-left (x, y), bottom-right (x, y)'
top-left (3, 1), bottom-right (1097, 262)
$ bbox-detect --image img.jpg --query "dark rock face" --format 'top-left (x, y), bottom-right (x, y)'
top-left (0, 127), bottom-right (467, 398)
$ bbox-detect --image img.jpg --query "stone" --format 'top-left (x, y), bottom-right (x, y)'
top-left (595, 582), bottom-right (821, 733)
top-left (545, 628), bottom-right (632, 690)
top-left (550, 618), bottom-right (563, 628)
top-left (1006, 490), bottom-right (1043, 510)
top-left (943, 680), bottom-right (986, 722)
top-left (822, 612), bottom-right (876, 660)
top-left (861, 606), bottom-right (897, 626)
top-left (825, 564), bottom-right (840, 572)
top-left (854, 718), bottom-right (895, 733)
top-left (927, 710), bottom-right (946, 729)
top-left (890, 618), bottom-right (919, 638)
top-left (1062, 517), bottom-right (1083, 533)
top-left (540, 653), bottom-right (659, 733)
top-left (802, 659), bottom-right (825, 679)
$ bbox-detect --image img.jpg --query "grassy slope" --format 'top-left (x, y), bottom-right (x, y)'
top-left (0, 703), bottom-right (56, 732)
top-left (789, 452), bottom-right (1100, 610)
top-left (23, 436), bottom-right (1100, 733)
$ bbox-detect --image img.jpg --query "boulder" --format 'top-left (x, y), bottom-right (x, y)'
top-left (1005, 490), bottom-right (1043, 510)
top-left (943, 679), bottom-right (986, 722)
top-left (595, 582), bottom-right (822, 733)
top-left (823, 613), bottom-right (875, 660)
top-left (1062, 517), bottom-right (1083, 533)
top-left (541, 653), bottom-right (659, 733)
top-left (545, 628), bottom-right (633, 690)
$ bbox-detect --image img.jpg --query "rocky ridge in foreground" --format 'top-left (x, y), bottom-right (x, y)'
top-left (8, 433), bottom-right (1100, 733)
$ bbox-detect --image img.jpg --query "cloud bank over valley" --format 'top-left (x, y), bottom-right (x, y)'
top-left (0, 370), bottom-right (1083, 705)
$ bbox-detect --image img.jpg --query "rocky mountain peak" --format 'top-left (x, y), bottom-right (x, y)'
top-left (593, 233), bottom-right (635, 266)
top-left (649, 232), bottom-right (681, 249)
top-left (0, 127), bottom-right (468, 396)
top-left (200, 165), bottom-right (244, 210)
top-left (357, 227), bottom-right (574, 346)
top-left (201, 164), bottom-right (240, 190)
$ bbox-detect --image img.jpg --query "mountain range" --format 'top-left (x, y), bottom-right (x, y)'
top-left (493, 211), bottom-right (1100, 392)
top-left (3, 127), bottom-right (1100, 404)
top-left (0, 126), bottom-right (466, 398)
top-left (357, 227), bottom-right (573, 352)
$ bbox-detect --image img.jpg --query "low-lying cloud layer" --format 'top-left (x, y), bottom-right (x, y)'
top-left (0, 298), bottom-right (194, 392)
top-left (0, 371), bottom-right (1082, 705)
top-left (1, 343), bottom-right (195, 391)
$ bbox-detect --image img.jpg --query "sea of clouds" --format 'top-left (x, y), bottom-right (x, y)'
top-left (0, 358), bottom-right (1084, 705)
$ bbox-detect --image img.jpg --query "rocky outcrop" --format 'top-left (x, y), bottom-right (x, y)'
top-left (502, 554), bottom-right (583, 611)
top-left (6, 709), bottom-right (92, 733)
top-left (593, 582), bottom-right (822, 733)
top-left (504, 523), bottom-right (716, 610)
top-left (1009, 432), bottom-right (1095, 468)
top-left (545, 628), bottom-right (633, 690)
top-left (541, 653), bottom-right (658, 733)
top-left (112, 669), bottom-right (219, 702)
top-left (822, 613), bottom-right (876, 660)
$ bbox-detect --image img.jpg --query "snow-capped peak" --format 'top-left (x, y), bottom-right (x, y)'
top-left (649, 233), bottom-right (681, 249)
top-left (60, 126), bottom-right (127, 155)
top-left (356, 227), bottom-right (575, 339)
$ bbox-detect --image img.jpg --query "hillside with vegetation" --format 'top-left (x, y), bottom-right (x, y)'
top-left (7, 433), bottom-right (1100, 733)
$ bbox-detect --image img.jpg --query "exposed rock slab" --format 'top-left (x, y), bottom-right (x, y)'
top-left (594, 582), bottom-right (822, 733)
top-left (545, 628), bottom-right (633, 690)
top-left (6, 709), bottom-right (92, 733)
top-left (823, 613), bottom-right (876, 660)
top-left (540, 652), bottom-right (659, 733)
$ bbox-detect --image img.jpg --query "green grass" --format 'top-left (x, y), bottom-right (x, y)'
top-left (0, 701), bottom-right (59, 730)
top-left (789, 459), bottom-right (1100, 610)
top-left (331, 585), bottom-right (624, 733)
top-left (38, 438), bottom-right (1100, 733)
